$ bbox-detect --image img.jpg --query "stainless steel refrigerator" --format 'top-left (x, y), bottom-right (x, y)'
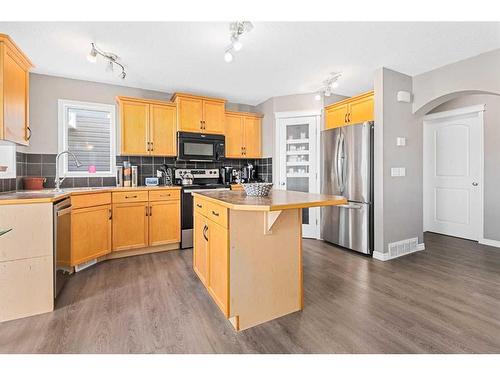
top-left (320, 122), bottom-right (374, 254)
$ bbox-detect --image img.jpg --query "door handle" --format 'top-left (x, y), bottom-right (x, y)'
top-left (108, 208), bottom-right (112, 220)
top-left (0, 228), bottom-right (13, 237)
top-left (203, 225), bottom-right (209, 241)
top-left (211, 210), bottom-right (219, 217)
top-left (26, 126), bottom-right (32, 141)
top-left (149, 206), bottom-right (152, 216)
top-left (196, 203), bottom-right (203, 208)
top-left (472, 182), bottom-right (479, 186)
top-left (125, 195), bottom-right (138, 199)
top-left (344, 114), bottom-right (347, 123)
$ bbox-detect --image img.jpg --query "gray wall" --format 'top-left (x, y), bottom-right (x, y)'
top-left (374, 68), bottom-right (422, 254)
top-left (429, 94), bottom-right (500, 241)
top-left (22, 73), bottom-right (257, 154)
top-left (412, 48), bottom-right (500, 114)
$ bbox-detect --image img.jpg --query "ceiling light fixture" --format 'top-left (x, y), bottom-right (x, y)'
top-left (224, 21), bottom-right (253, 63)
top-left (86, 42), bottom-right (127, 79)
top-left (316, 72), bottom-right (342, 99)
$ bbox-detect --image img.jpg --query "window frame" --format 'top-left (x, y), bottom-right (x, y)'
top-left (57, 99), bottom-right (116, 178)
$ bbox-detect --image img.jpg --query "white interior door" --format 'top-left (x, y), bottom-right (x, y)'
top-left (423, 106), bottom-right (483, 240)
top-left (276, 114), bottom-right (320, 238)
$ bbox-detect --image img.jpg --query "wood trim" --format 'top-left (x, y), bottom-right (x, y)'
top-left (116, 96), bottom-right (175, 107)
top-left (171, 92), bottom-right (226, 103)
top-left (0, 33), bottom-right (34, 69)
top-left (324, 90), bottom-right (374, 111)
top-left (422, 104), bottom-right (486, 121)
top-left (225, 110), bottom-right (264, 118)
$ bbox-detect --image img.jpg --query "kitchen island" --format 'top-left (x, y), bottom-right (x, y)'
top-left (192, 190), bottom-right (346, 331)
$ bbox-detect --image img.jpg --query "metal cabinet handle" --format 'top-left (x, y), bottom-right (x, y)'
top-left (26, 126), bottom-right (32, 141)
top-left (203, 225), bottom-right (209, 241)
top-left (344, 114), bottom-right (347, 123)
top-left (149, 206), bottom-right (152, 216)
top-left (125, 195), bottom-right (138, 199)
top-left (160, 193), bottom-right (171, 197)
top-left (196, 203), bottom-right (203, 208)
top-left (348, 113), bottom-right (351, 122)
top-left (212, 210), bottom-right (219, 217)
top-left (108, 208), bottom-right (112, 220)
top-left (145, 206), bottom-right (149, 216)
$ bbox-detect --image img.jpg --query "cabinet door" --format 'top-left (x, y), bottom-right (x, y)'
top-left (208, 220), bottom-right (229, 317)
top-left (71, 204), bottom-right (112, 266)
top-left (3, 48), bottom-right (29, 145)
top-left (325, 103), bottom-right (349, 129)
top-left (149, 200), bottom-right (180, 246)
top-left (349, 94), bottom-right (374, 124)
top-left (202, 100), bottom-right (225, 135)
top-left (243, 116), bottom-right (262, 158)
top-left (225, 113), bottom-right (244, 158)
top-left (177, 97), bottom-right (203, 133)
top-left (120, 100), bottom-right (149, 155)
top-left (193, 212), bottom-right (209, 286)
top-left (150, 104), bottom-right (177, 156)
top-left (112, 202), bottom-right (149, 251)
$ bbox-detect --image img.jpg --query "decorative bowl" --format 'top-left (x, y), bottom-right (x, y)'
top-left (241, 182), bottom-right (273, 197)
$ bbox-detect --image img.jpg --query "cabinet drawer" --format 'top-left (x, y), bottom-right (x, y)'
top-left (205, 201), bottom-right (228, 228)
top-left (194, 197), bottom-right (209, 217)
top-left (112, 190), bottom-right (148, 203)
top-left (149, 189), bottom-right (180, 202)
top-left (71, 192), bottom-right (111, 209)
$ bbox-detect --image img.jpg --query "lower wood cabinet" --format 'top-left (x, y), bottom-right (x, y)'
top-left (193, 197), bottom-right (229, 317)
top-left (71, 204), bottom-right (112, 265)
top-left (193, 212), bottom-right (209, 285)
top-left (112, 201), bottom-right (149, 251)
top-left (149, 200), bottom-right (180, 246)
top-left (207, 220), bottom-right (229, 316)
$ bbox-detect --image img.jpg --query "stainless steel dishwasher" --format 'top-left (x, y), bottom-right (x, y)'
top-left (53, 198), bottom-right (72, 298)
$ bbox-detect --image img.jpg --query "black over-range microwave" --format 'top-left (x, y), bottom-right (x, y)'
top-left (177, 132), bottom-right (225, 162)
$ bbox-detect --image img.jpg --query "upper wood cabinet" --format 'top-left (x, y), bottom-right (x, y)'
top-left (0, 34), bottom-right (33, 146)
top-left (224, 111), bottom-right (262, 158)
top-left (117, 96), bottom-right (177, 156)
top-left (325, 91), bottom-right (374, 129)
top-left (172, 93), bottom-right (226, 135)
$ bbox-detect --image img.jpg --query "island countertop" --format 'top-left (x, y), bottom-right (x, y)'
top-left (192, 190), bottom-right (347, 211)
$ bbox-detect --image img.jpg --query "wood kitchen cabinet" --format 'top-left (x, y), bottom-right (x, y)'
top-left (112, 201), bottom-right (149, 251)
top-left (173, 93), bottom-right (226, 135)
top-left (0, 34), bottom-right (33, 145)
top-left (325, 91), bottom-right (374, 129)
top-left (117, 96), bottom-right (177, 156)
top-left (71, 204), bottom-right (112, 266)
top-left (193, 196), bottom-right (230, 317)
top-left (149, 200), bottom-right (180, 246)
top-left (193, 212), bottom-right (209, 285)
top-left (224, 111), bottom-right (263, 158)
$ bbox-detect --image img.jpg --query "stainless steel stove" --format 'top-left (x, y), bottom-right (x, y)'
top-left (175, 169), bottom-right (230, 248)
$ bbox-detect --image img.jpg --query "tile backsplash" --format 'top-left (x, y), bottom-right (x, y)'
top-left (11, 152), bottom-right (273, 191)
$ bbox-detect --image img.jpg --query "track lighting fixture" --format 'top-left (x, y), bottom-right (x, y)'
top-left (316, 72), bottom-right (342, 98)
top-left (224, 21), bottom-right (253, 62)
top-left (86, 42), bottom-right (127, 79)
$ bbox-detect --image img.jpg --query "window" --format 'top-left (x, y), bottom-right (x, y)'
top-left (58, 100), bottom-right (116, 177)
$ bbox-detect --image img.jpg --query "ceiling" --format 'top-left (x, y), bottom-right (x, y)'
top-left (1, 22), bottom-right (499, 105)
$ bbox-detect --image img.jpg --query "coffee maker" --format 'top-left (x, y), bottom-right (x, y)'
top-left (220, 166), bottom-right (234, 185)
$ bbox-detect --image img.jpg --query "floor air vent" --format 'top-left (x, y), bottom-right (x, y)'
top-left (388, 237), bottom-right (419, 259)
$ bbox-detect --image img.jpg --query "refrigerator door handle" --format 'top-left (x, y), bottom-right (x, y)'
top-left (334, 134), bottom-right (341, 191)
top-left (337, 203), bottom-right (363, 210)
top-left (338, 133), bottom-right (346, 192)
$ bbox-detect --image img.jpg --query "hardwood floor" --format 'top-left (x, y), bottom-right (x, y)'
top-left (1, 232), bottom-right (499, 353)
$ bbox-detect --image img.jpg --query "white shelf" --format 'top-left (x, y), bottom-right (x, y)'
top-left (286, 138), bottom-right (310, 144)
top-left (286, 161), bottom-right (309, 166)
top-left (286, 150), bottom-right (309, 155)
top-left (287, 173), bottom-right (310, 178)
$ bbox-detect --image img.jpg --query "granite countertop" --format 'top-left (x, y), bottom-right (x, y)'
top-left (193, 190), bottom-right (347, 211)
top-left (0, 185), bottom-right (182, 205)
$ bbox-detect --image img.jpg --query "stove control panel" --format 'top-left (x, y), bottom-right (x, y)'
top-left (174, 168), bottom-right (220, 179)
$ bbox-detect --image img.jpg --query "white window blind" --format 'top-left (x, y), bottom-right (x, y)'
top-left (58, 100), bottom-right (116, 177)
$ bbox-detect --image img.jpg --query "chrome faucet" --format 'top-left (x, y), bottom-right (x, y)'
top-left (55, 151), bottom-right (82, 192)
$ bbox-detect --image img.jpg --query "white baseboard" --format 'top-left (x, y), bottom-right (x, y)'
top-left (479, 238), bottom-right (500, 248)
top-left (373, 243), bottom-right (425, 261)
